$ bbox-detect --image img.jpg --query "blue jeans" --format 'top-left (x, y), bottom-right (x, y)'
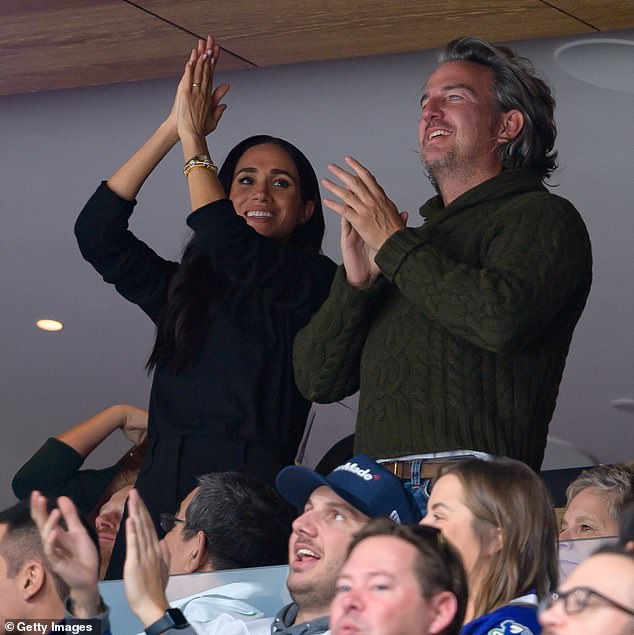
top-left (401, 459), bottom-right (432, 517)
top-left (397, 453), bottom-right (491, 518)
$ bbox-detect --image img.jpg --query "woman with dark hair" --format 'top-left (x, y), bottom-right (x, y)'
top-left (421, 458), bottom-right (559, 634)
top-left (74, 36), bottom-right (336, 577)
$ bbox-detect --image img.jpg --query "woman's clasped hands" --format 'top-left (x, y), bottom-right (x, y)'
top-left (167, 35), bottom-right (230, 142)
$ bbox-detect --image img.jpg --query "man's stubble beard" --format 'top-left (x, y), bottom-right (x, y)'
top-left (287, 559), bottom-right (341, 616)
top-left (422, 148), bottom-right (460, 194)
top-left (422, 143), bottom-right (488, 195)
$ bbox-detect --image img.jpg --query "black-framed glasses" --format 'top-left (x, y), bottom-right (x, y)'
top-left (539, 587), bottom-right (634, 617)
top-left (160, 512), bottom-right (185, 533)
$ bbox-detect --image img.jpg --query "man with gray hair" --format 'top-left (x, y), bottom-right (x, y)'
top-left (29, 472), bottom-right (294, 629)
top-left (160, 471), bottom-right (293, 576)
top-left (32, 455), bottom-right (420, 635)
top-left (560, 463), bottom-right (633, 540)
top-left (294, 35), bottom-right (592, 511)
top-left (125, 454), bottom-right (420, 635)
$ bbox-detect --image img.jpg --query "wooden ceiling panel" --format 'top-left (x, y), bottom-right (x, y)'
top-left (136, 0), bottom-right (595, 67)
top-left (0, 0), bottom-right (251, 96)
top-left (1, 0), bottom-right (632, 96)
top-left (546, 1), bottom-right (634, 31)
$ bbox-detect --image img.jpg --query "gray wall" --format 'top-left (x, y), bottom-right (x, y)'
top-left (0, 30), bottom-right (632, 508)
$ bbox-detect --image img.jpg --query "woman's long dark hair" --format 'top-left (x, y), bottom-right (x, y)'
top-left (147, 135), bottom-right (325, 373)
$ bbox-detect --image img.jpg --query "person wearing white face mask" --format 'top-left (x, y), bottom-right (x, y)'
top-left (559, 463), bottom-right (633, 541)
top-left (539, 545), bottom-right (634, 635)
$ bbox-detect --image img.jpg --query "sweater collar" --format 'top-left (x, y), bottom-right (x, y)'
top-left (419, 168), bottom-right (546, 224)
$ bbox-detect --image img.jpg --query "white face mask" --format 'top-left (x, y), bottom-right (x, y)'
top-left (558, 536), bottom-right (617, 579)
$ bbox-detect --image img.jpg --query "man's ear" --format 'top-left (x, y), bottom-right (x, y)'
top-left (22, 560), bottom-right (46, 600)
top-left (496, 109), bottom-right (524, 143)
top-left (184, 530), bottom-right (213, 574)
top-left (428, 591), bottom-right (459, 634)
top-left (297, 200), bottom-right (315, 227)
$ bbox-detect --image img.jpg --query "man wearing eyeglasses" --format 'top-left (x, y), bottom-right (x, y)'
top-left (539, 546), bottom-right (634, 635)
top-left (31, 455), bottom-right (420, 635)
top-left (125, 454), bottom-right (420, 635)
top-left (159, 471), bottom-right (292, 576)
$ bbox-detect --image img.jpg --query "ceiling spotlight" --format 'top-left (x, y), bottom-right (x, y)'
top-left (555, 39), bottom-right (634, 94)
top-left (36, 319), bottom-right (63, 332)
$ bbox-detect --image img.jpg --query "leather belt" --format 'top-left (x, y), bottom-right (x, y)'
top-left (381, 458), bottom-right (467, 481)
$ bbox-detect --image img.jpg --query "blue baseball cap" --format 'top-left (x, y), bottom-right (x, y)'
top-left (275, 454), bottom-right (421, 524)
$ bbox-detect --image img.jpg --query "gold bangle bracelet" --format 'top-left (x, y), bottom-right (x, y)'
top-left (184, 163), bottom-right (217, 177)
top-left (183, 154), bottom-right (218, 177)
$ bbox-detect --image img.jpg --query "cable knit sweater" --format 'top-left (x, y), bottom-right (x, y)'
top-left (293, 169), bottom-right (592, 469)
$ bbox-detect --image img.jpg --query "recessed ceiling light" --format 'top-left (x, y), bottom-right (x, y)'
top-left (36, 319), bottom-right (63, 332)
top-left (555, 39), bottom-right (634, 94)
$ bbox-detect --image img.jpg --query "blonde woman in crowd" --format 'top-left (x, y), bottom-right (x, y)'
top-left (421, 458), bottom-right (558, 635)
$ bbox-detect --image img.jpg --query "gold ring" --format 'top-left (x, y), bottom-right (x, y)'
top-left (192, 83), bottom-right (200, 87)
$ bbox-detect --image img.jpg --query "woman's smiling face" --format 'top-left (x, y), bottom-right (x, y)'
top-left (229, 143), bottom-right (314, 242)
top-left (419, 473), bottom-right (483, 577)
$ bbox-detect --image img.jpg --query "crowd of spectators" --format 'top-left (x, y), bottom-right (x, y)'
top-left (1, 455), bottom-right (632, 635)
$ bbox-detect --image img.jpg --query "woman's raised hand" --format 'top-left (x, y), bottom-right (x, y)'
top-left (176, 35), bottom-right (230, 143)
top-left (107, 37), bottom-right (228, 201)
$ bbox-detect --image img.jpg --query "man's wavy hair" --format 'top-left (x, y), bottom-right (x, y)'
top-left (439, 36), bottom-right (558, 182)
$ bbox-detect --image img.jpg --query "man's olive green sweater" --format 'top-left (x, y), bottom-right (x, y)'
top-left (293, 169), bottom-right (592, 470)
